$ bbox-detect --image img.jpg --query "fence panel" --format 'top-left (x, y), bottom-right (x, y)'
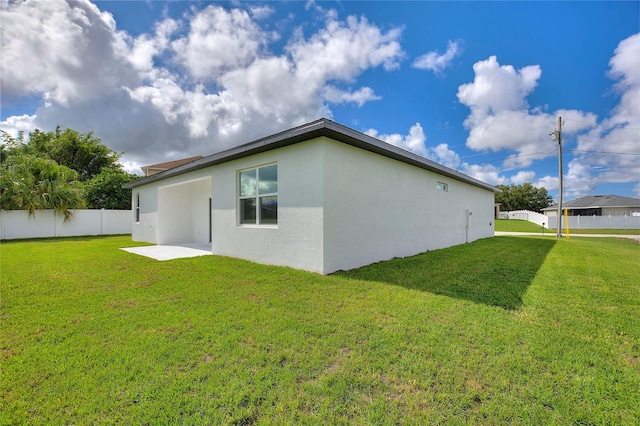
top-left (500, 210), bottom-right (548, 227)
top-left (1, 209), bottom-right (132, 240)
top-left (546, 215), bottom-right (640, 230)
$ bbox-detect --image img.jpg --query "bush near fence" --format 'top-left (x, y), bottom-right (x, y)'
top-left (0, 209), bottom-right (132, 240)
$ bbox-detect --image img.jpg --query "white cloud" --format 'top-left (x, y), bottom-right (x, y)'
top-left (0, 114), bottom-right (38, 138)
top-left (412, 40), bottom-right (461, 73)
top-left (127, 18), bottom-right (179, 75)
top-left (322, 86), bottom-right (381, 107)
top-left (171, 6), bottom-right (269, 81)
top-left (429, 143), bottom-right (461, 169)
top-left (0, 0), bottom-right (137, 105)
top-left (460, 163), bottom-right (507, 186)
top-left (457, 55), bottom-right (597, 169)
top-left (249, 5), bottom-right (274, 20)
top-left (365, 123), bottom-right (428, 158)
top-left (534, 175), bottom-right (559, 193)
top-left (456, 40), bottom-right (639, 197)
top-left (458, 56), bottom-right (541, 120)
top-left (287, 15), bottom-right (404, 83)
top-left (0, 1), bottom-right (404, 168)
top-left (509, 170), bottom-right (536, 185)
top-left (569, 33), bottom-right (640, 194)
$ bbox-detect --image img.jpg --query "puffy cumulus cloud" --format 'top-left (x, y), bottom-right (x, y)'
top-left (172, 6), bottom-right (270, 80)
top-left (365, 123), bottom-right (428, 158)
top-left (0, 1), bottom-right (404, 169)
top-left (362, 122), bottom-right (548, 187)
top-left (123, 8), bottom-right (403, 153)
top-left (531, 33), bottom-right (640, 199)
top-left (127, 18), bottom-right (179, 75)
top-left (322, 86), bottom-right (381, 107)
top-left (429, 143), bottom-right (461, 169)
top-left (455, 45), bottom-right (637, 197)
top-left (509, 170), bottom-right (537, 185)
top-left (287, 15), bottom-right (404, 82)
top-left (461, 164), bottom-right (507, 186)
top-left (412, 40), bottom-right (462, 74)
top-left (0, 114), bottom-right (38, 138)
top-left (534, 175), bottom-right (559, 193)
top-left (458, 56), bottom-right (541, 121)
top-left (457, 55), bottom-right (596, 168)
top-left (571, 33), bottom-right (640, 192)
top-left (1, 0), bottom-right (137, 105)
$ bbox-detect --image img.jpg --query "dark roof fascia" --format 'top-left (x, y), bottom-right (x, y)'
top-left (124, 118), bottom-right (497, 192)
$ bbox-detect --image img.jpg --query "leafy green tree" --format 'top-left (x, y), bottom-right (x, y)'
top-left (83, 168), bottom-right (137, 209)
top-left (495, 183), bottom-right (553, 213)
top-left (28, 127), bottom-right (121, 181)
top-left (1, 130), bottom-right (29, 163)
top-left (1, 154), bottom-right (85, 221)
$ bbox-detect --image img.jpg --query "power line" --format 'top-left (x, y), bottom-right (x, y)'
top-left (464, 150), bottom-right (557, 166)
top-left (566, 149), bottom-right (640, 155)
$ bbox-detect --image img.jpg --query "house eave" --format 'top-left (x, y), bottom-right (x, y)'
top-left (123, 118), bottom-right (498, 192)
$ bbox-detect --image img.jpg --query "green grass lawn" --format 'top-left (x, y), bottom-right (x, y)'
top-left (495, 218), bottom-right (640, 235)
top-left (2, 235), bottom-right (639, 424)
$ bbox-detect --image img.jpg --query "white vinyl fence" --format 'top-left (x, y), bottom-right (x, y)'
top-left (499, 210), bottom-right (548, 227)
top-left (0, 209), bottom-right (132, 240)
top-left (547, 214), bottom-right (640, 230)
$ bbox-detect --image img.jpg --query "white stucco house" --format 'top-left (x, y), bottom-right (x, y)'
top-left (123, 119), bottom-right (498, 274)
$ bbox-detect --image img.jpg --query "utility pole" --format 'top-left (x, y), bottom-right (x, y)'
top-left (550, 116), bottom-right (563, 238)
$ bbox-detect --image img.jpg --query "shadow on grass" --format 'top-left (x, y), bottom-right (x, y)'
top-left (335, 236), bottom-right (557, 310)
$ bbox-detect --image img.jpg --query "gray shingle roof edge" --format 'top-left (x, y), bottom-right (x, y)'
top-left (123, 118), bottom-right (498, 192)
top-left (542, 194), bottom-right (640, 210)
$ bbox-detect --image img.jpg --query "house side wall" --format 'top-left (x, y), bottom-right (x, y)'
top-left (210, 140), bottom-right (325, 273)
top-left (603, 207), bottom-right (640, 216)
top-left (158, 184), bottom-right (192, 244)
top-left (131, 184), bottom-right (159, 243)
top-left (131, 169), bottom-right (213, 244)
top-left (321, 139), bottom-right (495, 274)
top-left (191, 179), bottom-right (212, 244)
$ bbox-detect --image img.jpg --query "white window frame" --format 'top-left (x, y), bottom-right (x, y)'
top-left (437, 181), bottom-right (448, 192)
top-left (237, 163), bottom-right (278, 226)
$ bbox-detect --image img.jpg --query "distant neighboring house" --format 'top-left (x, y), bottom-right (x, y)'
top-left (542, 195), bottom-right (640, 217)
top-left (124, 118), bottom-right (498, 274)
top-left (141, 156), bottom-right (204, 177)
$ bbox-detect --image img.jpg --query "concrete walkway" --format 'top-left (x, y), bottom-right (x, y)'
top-left (495, 231), bottom-right (640, 241)
top-left (121, 243), bottom-right (213, 261)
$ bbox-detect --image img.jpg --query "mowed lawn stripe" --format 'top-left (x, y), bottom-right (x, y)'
top-left (1, 235), bottom-right (638, 424)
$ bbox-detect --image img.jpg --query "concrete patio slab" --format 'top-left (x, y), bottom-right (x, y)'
top-left (121, 243), bottom-right (212, 261)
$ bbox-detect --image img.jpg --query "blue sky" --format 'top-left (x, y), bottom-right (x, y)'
top-left (2, 0), bottom-right (639, 200)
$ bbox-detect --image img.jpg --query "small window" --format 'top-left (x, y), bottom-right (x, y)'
top-left (238, 164), bottom-right (278, 225)
top-left (135, 193), bottom-right (140, 222)
top-left (437, 181), bottom-right (448, 192)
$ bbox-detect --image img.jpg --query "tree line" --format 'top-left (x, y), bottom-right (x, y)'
top-left (494, 183), bottom-right (553, 213)
top-left (1, 127), bottom-right (137, 221)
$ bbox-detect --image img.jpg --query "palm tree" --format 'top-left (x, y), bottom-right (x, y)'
top-left (1, 154), bottom-right (85, 222)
